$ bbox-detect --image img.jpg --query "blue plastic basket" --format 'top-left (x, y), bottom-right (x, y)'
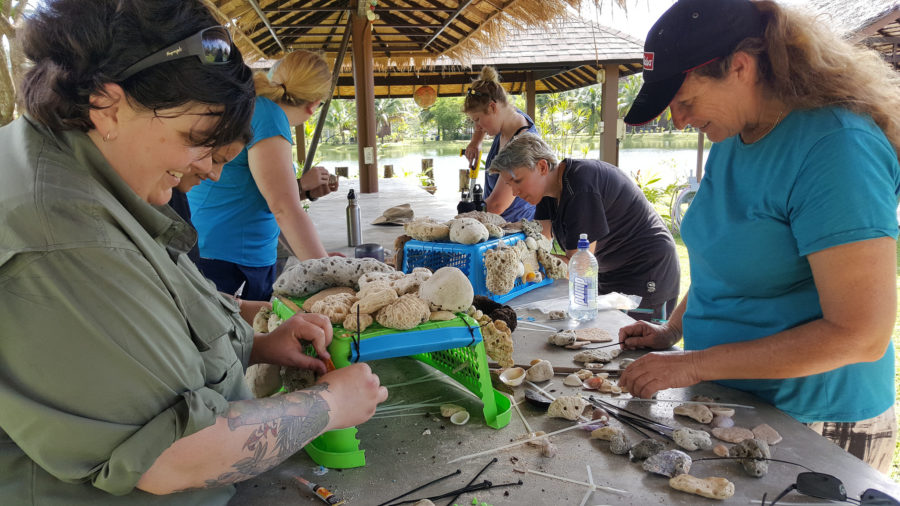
top-left (401, 232), bottom-right (552, 303)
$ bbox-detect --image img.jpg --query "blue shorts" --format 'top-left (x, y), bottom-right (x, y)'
top-left (197, 258), bottom-right (276, 301)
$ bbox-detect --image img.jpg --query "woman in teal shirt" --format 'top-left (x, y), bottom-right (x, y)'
top-left (619, 0), bottom-right (900, 472)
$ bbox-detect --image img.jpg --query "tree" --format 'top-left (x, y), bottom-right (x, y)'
top-left (576, 85), bottom-right (603, 138)
top-left (373, 97), bottom-right (402, 141)
top-left (324, 99), bottom-right (356, 144)
top-left (419, 96), bottom-right (464, 141)
top-left (0, 0), bottom-right (31, 126)
top-left (618, 74), bottom-right (642, 119)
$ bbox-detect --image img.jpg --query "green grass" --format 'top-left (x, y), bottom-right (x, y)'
top-left (670, 235), bottom-right (900, 482)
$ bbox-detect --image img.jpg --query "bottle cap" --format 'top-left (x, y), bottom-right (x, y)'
top-left (577, 233), bottom-right (589, 249)
top-left (348, 189), bottom-right (356, 200)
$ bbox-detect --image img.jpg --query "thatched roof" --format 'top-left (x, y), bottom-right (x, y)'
top-left (204, 0), bottom-right (626, 69)
top-left (796, 0), bottom-right (900, 68)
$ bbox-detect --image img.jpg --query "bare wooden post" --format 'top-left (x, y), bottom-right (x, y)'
top-left (600, 63), bottom-right (620, 166)
top-left (352, 9), bottom-right (378, 193)
top-left (421, 158), bottom-right (434, 182)
top-left (336, 166), bottom-right (349, 178)
top-left (459, 169), bottom-right (470, 192)
top-left (384, 164), bottom-right (394, 178)
top-left (526, 71), bottom-right (536, 121)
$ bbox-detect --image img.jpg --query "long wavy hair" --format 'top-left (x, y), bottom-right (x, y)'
top-left (254, 50), bottom-right (331, 106)
top-left (693, 1), bottom-right (900, 159)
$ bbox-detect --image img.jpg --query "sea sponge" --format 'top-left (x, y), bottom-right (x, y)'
top-left (547, 396), bottom-right (589, 421)
top-left (484, 245), bottom-right (521, 295)
top-left (536, 249), bottom-right (568, 280)
top-left (342, 311), bottom-right (373, 333)
top-left (448, 217), bottom-right (489, 244)
top-left (481, 320), bottom-right (513, 368)
top-left (404, 218), bottom-right (450, 242)
top-left (302, 286), bottom-right (356, 312)
top-left (391, 268), bottom-right (432, 296)
top-left (309, 293), bottom-right (357, 324)
top-left (418, 267), bottom-right (474, 312)
top-left (352, 286), bottom-right (398, 314)
top-left (273, 257), bottom-right (394, 297)
top-left (375, 294), bottom-right (431, 330)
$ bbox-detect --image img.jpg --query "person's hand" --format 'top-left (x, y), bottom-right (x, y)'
top-left (250, 313), bottom-right (333, 374)
top-left (300, 166), bottom-right (333, 198)
top-left (317, 363), bottom-right (388, 429)
top-left (464, 142), bottom-right (480, 165)
top-left (327, 251), bottom-right (346, 257)
top-left (618, 350), bottom-right (703, 398)
top-left (619, 320), bottom-right (681, 351)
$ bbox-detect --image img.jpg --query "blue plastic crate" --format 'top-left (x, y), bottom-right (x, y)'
top-left (402, 232), bottom-right (553, 303)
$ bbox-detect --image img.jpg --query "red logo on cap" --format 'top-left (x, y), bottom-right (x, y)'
top-left (643, 52), bottom-right (655, 71)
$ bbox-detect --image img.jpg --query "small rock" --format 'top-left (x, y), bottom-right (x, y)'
top-left (752, 424), bottom-right (782, 445)
top-left (629, 439), bottom-right (666, 461)
top-left (563, 374), bottom-right (583, 386)
top-left (524, 388), bottom-right (553, 409)
top-left (713, 444), bottom-right (729, 457)
top-left (525, 360), bottom-right (554, 382)
top-left (669, 474), bottom-right (735, 500)
top-left (710, 415), bottom-right (734, 428)
top-left (643, 450), bottom-right (692, 477)
top-left (548, 310), bottom-right (567, 320)
top-left (712, 426), bottom-right (755, 443)
top-left (590, 426), bottom-right (629, 455)
top-left (709, 406), bottom-right (735, 417)
top-left (422, 429), bottom-right (431, 436)
top-left (413, 500), bottom-right (437, 506)
top-left (674, 403), bottom-right (714, 424)
top-left (673, 428), bottom-right (713, 451)
top-left (548, 329), bottom-right (577, 346)
top-left (729, 438), bottom-right (771, 477)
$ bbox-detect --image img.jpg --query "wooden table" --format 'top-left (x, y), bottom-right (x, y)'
top-left (232, 281), bottom-right (900, 505)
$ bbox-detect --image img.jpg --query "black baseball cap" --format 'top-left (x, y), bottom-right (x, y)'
top-left (623, 0), bottom-right (766, 126)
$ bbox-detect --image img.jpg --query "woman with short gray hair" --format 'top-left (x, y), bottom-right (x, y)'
top-left (490, 133), bottom-right (680, 320)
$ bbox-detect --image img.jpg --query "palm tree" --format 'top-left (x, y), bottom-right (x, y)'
top-left (325, 99), bottom-right (356, 144)
top-left (373, 98), bottom-right (402, 141)
top-left (618, 74), bottom-right (642, 119)
top-left (576, 85), bottom-right (603, 138)
top-left (0, 0), bottom-right (32, 126)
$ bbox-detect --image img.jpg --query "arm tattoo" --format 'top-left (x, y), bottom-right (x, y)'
top-left (193, 383), bottom-right (331, 489)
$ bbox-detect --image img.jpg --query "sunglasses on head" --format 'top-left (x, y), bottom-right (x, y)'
top-left (467, 88), bottom-right (486, 98)
top-left (762, 472), bottom-right (899, 506)
top-left (116, 26), bottom-right (232, 80)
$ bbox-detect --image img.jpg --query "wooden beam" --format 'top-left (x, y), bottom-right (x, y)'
top-left (423, 0), bottom-right (475, 50)
top-left (246, 0), bottom-right (285, 53)
top-left (600, 64), bottom-right (620, 166)
top-left (200, 0), bottom-right (268, 59)
top-left (352, 8), bottom-right (378, 193)
top-left (526, 71), bottom-right (536, 120)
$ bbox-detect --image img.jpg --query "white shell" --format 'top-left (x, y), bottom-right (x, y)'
top-left (499, 367), bottom-right (526, 386)
top-left (563, 374), bottom-right (583, 386)
top-left (450, 410), bottom-right (470, 425)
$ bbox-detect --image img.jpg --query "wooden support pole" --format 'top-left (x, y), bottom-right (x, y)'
top-left (600, 64), bottom-right (620, 166)
top-left (526, 71), bottom-right (536, 121)
top-left (351, 9), bottom-right (378, 193)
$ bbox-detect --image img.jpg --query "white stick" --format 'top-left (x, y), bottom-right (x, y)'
top-left (509, 393), bottom-right (533, 434)
top-left (514, 320), bottom-right (561, 331)
top-left (525, 469), bottom-right (628, 495)
top-left (447, 422), bottom-right (594, 464)
top-left (606, 398), bottom-right (755, 409)
top-left (578, 487), bottom-right (593, 506)
top-left (370, 412), bottom-right (430, 419)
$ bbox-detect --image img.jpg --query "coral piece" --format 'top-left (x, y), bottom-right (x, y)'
top-left (404, 218), bottom-right (450, 242)
top-left (709, 406), bottom-right (735, 417)
top-left (547, 396), bottom-right (589, 421)
top-left (575, 369), bottom-right (594, 380)
top-left (520, 219), bottom-right (543, 241)
top-left (563, 374), bottom-right (583, 386)
top-left (489, 306), bottom-right (518, 332)
top-left (673, 428), bottom-right (713, 451)
top-left (392, 234), bottom-right (412, 270)
top-left (643, 450), bottom-right (692, 478)
top-left (729, 438), bottom-right (771, 477)
top-left (281, 367), bottom-right (317, 392)
top-left (484, 245), bottom-right (521, 295)
top-left (590, 427), bottom-right (629, 455)
top-left (524, 236), bottom-right (538, 250)
top-left (244, 364), bottom-right (282, 398)
top-left (302, 286), bottom-right (357, 312)
top-left (429, 310), bottom-right (456, 321)
top-left (418, 267), bottom-right (474, 312)
top-left (252, 307), bottom-right (273, 333)
top-left (751, 424), bottom-right (782, 445)
top-left (711, 415), bottom-right (735, 429)
top-left (448, 217), bottom-right (489, 244)
top-left (713, 444), bottom-right (729, 457)
top-left (548, 329), bottom-right (577, 346)
top-left (357, 270), bottom-right (405, 288)
top-left (454, 210), bottom-right (507, 227)
top-left (413, 500), bottom-right (436, 506)
top-left (391, 268), bottom-right (432, 296)
top-left (309, 293), bottom-right (357, 324)
top-left (573, 348), bottom-right (621, 364)
top-left (356, 280), bottom-right (393, 300)
top-left (353, 286), bottom-right (398, 314)
top-left (484, 222), bottom-right (504, 239)
top-left (273, 257), bottom-right (394, 297)
top-left (629, 439), bottom-right (665, 461)
top-left (669, 474), bottom-right (735, 500)
top-left (342, 312), bottom-right (373, 332)
top-left (548, 310), bottom-right (567, 320)
top-left (267, 312), bottom-right (283, 332)
top-left (575, 327), bottom-right (614, 342)
top-left (471, 295), bottom-right (502, 314)
top-left (674, 403), bottom-right (714, 424)
top-left (375, 294), bottom-right (431, 330)
top-left (482, 320), bottom-right (514, 368)
top-left (619, 358), bottom-right (635, 369)
top-left (536, 249), bottom-right (568, 280)
top-left (525, 360), bottom-right (554, 382)
top-left (712, 426), bottom-right (755, 444)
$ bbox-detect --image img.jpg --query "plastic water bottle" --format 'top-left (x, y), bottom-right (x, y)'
top-left (568, 233), bottom-right (598, 321)
top-left (346, 189), bottom-right (361, 247)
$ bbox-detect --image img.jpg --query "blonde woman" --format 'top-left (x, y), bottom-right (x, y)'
top-left (619, 0), bottom-right (900, 473)
top-left (463, 66), bottom-right (539, 221)
top-left (189, 50), bottom-right (338, 300)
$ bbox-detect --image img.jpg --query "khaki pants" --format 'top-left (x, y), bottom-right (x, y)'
top-left (807, 404), bottom-right (897, 475)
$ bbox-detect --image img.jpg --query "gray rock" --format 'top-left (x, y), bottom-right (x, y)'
top-left (673, 427), bottom-right (713, 451)
top-left (729, 438), bottom-right (771, 478)
top-left (629, 439), bottom-right (666, 461)
top-left (643, 450), bottom-right (692, 477)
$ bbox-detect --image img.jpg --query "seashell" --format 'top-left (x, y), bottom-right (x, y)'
top-left (582, 376), bottom-right (606, 390)
top-left (563, 373), bottom-right (583, 386)
top-left (752, 424), bottom-right (782, 445)
top-left (729, 438), bottom-right (771, 477)
top-left (643, 450), bottom-right (692, 478)
top-left (575, 369), bottom-right (594, 380)
top-left (592, 408), bottom-right (608, 421)
top-left (619, 358), bottom-right (635, 369)
top-left (450, 410), bottom-right (470, 425)
top-left (713, 444), bottom-right (730, 457)
top-left (499, 367), bottom-right (526, 387)
top-left (525, 360), bottom-right (554, 382)
top-left (529, 358), bottom-right (542, 366)
top-left (440, 404), bottom-right (465, 417)
top-left (709, 406), bottom-right (735, 417)
top-left (573, 348), bottom-right (621, 364)
top-left (710, 415), bottom-right (734, 429)
top-left (548, 310), bottom-right (567, 320)
top-left (669, 474), bottom-right (735, 500)
top-left (547, 396), bottom-right (589, 421)
top-left (629, 438), bottom-right (665, 462)
top-left (712, 426), bottom-right (755, 444)
top-left (590, 426), bottom-right (629, 455)
top-left (674, 403), bottom-right (713, 424)
top-left (673, 428), bottom-right (713, 451)
top-left (540, 440), bottom-right (558, 458)
top-left (548, 329), bottom-right (577, 346)
top-left (524, 388), bottom-right (553, 409)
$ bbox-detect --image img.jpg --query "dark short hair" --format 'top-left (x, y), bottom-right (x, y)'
top-left (21, 0), bottom-right (255, 148)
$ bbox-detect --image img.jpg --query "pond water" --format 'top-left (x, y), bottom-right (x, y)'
top-left (314, 146), bottom-right (710, 200)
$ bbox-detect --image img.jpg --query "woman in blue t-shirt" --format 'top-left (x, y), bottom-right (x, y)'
top-left (463, 66), bottom-right (538, 222)
top-left (618, 0), bottom-right (900, 473)
top-left (188, 51), bottom-right (338, 300)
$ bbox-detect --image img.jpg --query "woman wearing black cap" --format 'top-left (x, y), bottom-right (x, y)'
top-left (618, 0), bottom-right (900, 473)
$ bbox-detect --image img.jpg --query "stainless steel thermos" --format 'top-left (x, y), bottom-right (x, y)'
top-left (346, 189), bottom-right (361, 247)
